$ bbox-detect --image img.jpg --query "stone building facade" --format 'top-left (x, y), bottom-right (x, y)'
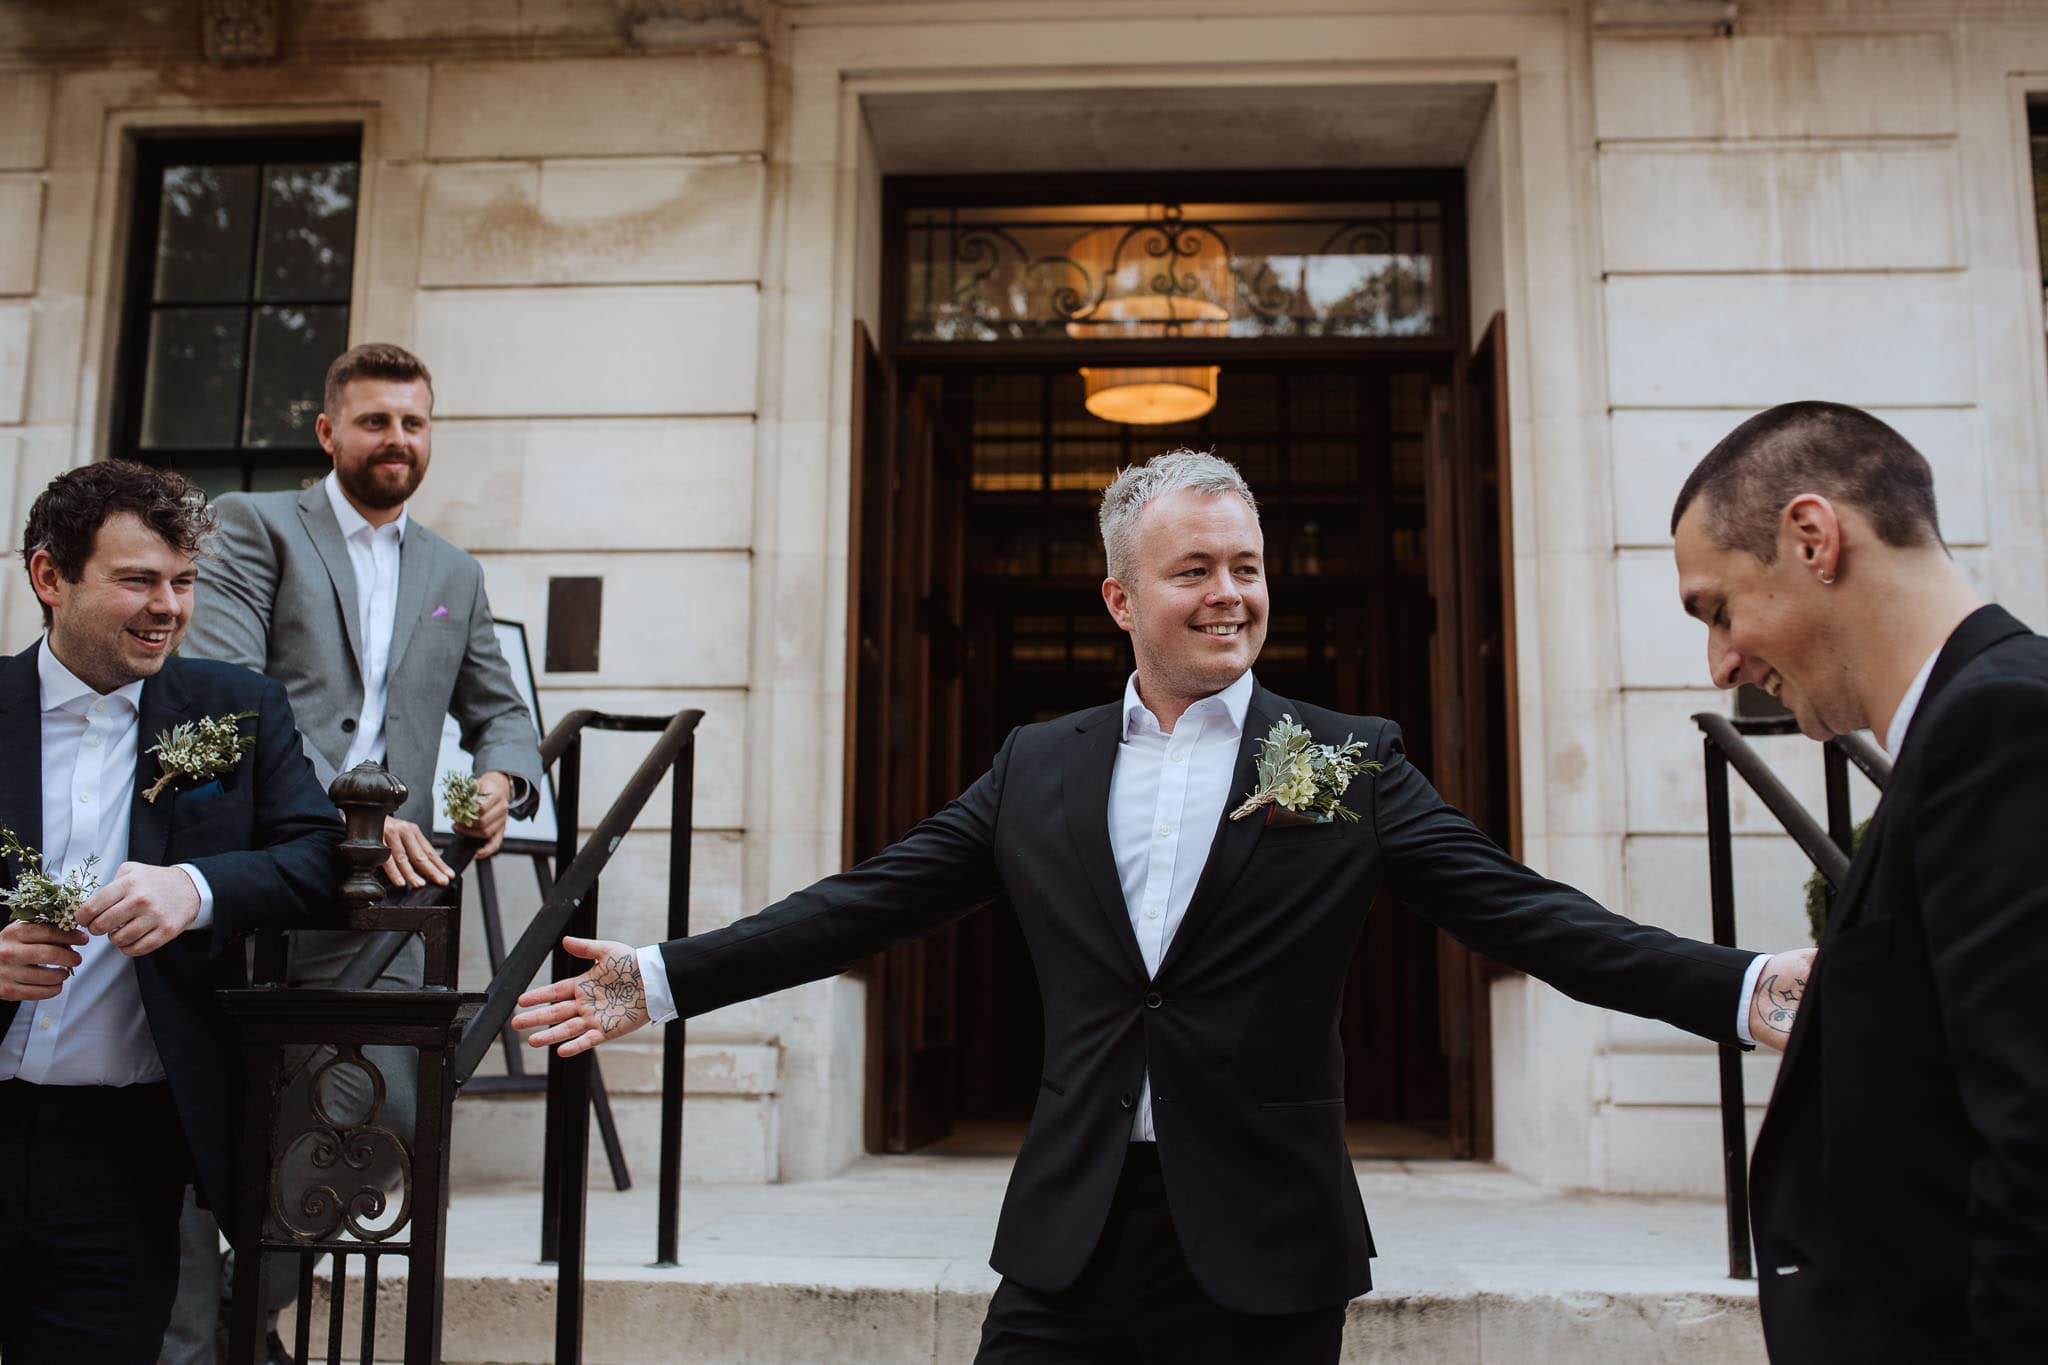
top-left (1, 0), bottom-right (2043, 1197)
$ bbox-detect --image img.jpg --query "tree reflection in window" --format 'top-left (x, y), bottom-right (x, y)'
top-left (118, 135), bottom-right (360, 497)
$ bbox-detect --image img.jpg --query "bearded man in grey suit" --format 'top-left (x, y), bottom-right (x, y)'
top-left (163, 342), bottom-right (544, 1365)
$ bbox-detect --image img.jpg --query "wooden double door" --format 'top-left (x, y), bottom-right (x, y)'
top-left (846, 321), bottom-right (1516, 1158)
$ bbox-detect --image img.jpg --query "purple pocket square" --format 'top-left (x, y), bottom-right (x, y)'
top-left (431, 605), bottom-right (451, 619)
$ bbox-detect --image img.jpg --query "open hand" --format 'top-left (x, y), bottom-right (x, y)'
top-left (0, 920), bottom-right (88, 1001)
top-left (511, 937), bottom-right (649, 1057)
top-left (1747, 947), bottom-right (1816, 1052)
top-left (74, 863), bottom-right (201, 957)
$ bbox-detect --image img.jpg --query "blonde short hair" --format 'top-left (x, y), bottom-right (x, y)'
top-left (1097, 449), bottom-right (1259, 582)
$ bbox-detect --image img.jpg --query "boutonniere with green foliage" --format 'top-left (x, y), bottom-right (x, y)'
top-left (440, 770), bottom-right (481, 827)
top-left (1228, 715), bottom-right (1381, 825)
top-left (143, 710), bottom-right (257, 803)
top-left (0, 825), bottom-right (99, 931)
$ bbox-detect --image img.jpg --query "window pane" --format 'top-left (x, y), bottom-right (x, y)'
top-left (140, 308), bottom-right (248, 448)
top-left (257, 162), bottom-right (358, 301)
top-left (244, 304), bottom-right (346, 447)
top-left (172, 463), bottom-right (246, 501)
top-left (153, 165), bottom-right (258, 303)
top-left (247, 456), bottom-right (329, 492)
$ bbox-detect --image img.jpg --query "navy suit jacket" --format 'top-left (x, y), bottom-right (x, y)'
top-left (0, 641), bottom-right (342, 1228)
top-left (1752, 605), bottom-right (2048, 1362)
top-left (659, 682), bottom-right (1755, 1313)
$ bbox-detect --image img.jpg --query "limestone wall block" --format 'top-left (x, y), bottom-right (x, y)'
top-left (1623, 831), bottom-right (1816, 957)
top-left (0, 72), bottom-right (49, 169)
top-left (468, 548), bottom-right (751, 688)
top-left (1605, 274), bottom-right (1973, 408)
top-left (1614, 548), bottom-right (1699, 690)
top-left (426, 55), bottom-right (766, 160)
top-left (1622, 688), bottom-right (1881, 836)
top-left (521, 685), bottom-right (746, 831)
top-left (1594, 1106), bottom-right (1765, 1199)
top-left (1611, 407), bottom-right (1988, 548)
top-left (0, 177), bottom-right (41, 295)
top-left (417, 283), bottom-right (759, 418)
top-left (421, 158), bottom-right (764, 287)
top-left (1600, 144), bottom-right (1960, 273)
top-left (0, 302), bottom-right (27, 424)
top-left (417, 415), bottom-right (755, 552)
top-left (1594, 34), bottom-right (1957, 141)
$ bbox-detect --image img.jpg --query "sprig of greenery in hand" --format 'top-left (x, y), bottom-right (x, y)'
top-left (0, 825), bottom-right (99, 931)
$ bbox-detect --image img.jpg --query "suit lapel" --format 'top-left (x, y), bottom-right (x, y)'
top-left (128, 661), bottom-right (194, 869)
top-left (1156, 684), bottom-right (1284, 980)
top-left (384, 526), bottom-right (435, 679)
top-left (0, 643), bottom-right (43, 858)
top-left (0, 644), bottom-right (46, 1040)
top-left (297, 482), bottom-right (365, 670)
top-left (1061, 705), bottom-right (1150, 980)
top-left (1771, 607), bottom-right (2026, 1088)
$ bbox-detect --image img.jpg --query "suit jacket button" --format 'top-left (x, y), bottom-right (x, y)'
top-left (341, 718), bottom-right (357, 732)
top-left (1119, 1091), bottom-right (1135, 1109)
top-left (1145, 991), bottom-right (1163, 1009)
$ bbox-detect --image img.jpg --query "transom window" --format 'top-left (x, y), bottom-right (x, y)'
top-left (113, 131), bottom-right (361, 497)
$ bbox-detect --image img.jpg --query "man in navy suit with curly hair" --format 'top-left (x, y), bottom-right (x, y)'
top-left (0, 462), bottom-right (341, 1364)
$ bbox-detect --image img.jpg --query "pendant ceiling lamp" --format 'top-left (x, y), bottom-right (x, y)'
top-left (1067, 205), bottom-right (1231, 425)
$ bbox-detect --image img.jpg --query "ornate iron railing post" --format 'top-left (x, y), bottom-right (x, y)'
top-left (224, 761), bottom-right (475, 1365)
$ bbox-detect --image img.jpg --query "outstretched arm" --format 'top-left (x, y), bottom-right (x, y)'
top-left (515, 727), bottom-right (1018, 1056)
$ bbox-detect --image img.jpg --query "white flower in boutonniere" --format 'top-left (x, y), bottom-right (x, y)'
top-left (1228, 715), bottom-right (1382, 825)
top-left (440, 770), bottom-right (482, 827)
top-left (142, 710), bottom-right (258, 803)
top-left (0, 824), bottom-right (99, 931)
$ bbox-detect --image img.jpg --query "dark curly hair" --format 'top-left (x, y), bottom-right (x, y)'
top-left (20, 461), bottom-right (217, 626)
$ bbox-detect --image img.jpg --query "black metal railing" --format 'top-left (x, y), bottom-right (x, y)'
top-left (1694, 713), bottom-right (1890, 1280)
top-left (453, 707), bottom-right (702, 1365)
top-left (224, 705), bottom-right (701, 1364)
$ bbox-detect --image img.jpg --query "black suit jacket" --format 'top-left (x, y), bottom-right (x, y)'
top-left (1751, 605), bottom-right (2048, 1363)
top-left (0, 642), bottom-right (343, 1228)
top-left (663, 682), bottom-right (1753, 1313)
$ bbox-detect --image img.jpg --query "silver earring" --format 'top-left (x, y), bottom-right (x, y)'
top-left (1818, 570), bottom-right (1836, 586)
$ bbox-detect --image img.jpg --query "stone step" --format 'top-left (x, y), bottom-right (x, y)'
top-left (289, 1157), bottom-right (1768, 1364)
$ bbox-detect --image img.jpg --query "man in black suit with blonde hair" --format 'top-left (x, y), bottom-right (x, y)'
top-left (1672, 400), bottom-right (2048, 1363)
top-left (517, 449), bottom-right (1812, 1364)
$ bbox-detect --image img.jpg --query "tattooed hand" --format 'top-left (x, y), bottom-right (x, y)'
top-left (511, 936), bottom-right (651, 1057)
top-left (1747, 946), bottom-right (1817, 1053)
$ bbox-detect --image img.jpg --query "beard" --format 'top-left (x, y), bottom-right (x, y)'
top-left (338, 453), bottom-right (424, 510)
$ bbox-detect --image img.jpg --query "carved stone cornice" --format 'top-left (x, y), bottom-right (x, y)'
top-left (1593, 1), bottom-right (1739, 36)
top-left (202, 0), bottom-right (282, 66)
top-left (615, 0), bottom-right (771, 50)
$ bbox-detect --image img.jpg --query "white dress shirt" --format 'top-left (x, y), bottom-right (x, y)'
top-left (1106, 668), bottom-right (1254, 1140)
top-left (0, 642), bottom-right (214, 1086)
top-left (325, 471), bottom-right (407, 772)
top-left (1884, 645), bottom-right (1943, 759)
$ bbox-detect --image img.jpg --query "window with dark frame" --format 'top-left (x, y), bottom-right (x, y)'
top-left (2032, 102), bottom-right (2048, 341)
top-left (112, 130), bottom-right (362, 499)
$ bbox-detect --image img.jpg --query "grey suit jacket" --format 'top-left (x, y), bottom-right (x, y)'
top-left (185, 481), bottom-right (544, 829)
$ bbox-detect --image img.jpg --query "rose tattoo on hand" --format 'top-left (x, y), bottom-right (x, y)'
top-left (577, 951), bottom-right (645, 1037)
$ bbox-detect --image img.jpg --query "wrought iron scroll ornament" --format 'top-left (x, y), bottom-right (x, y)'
top-left (272, 1045), bottom-right (414, 1245)
top-left (911, 202), bottom-right (1439, 341)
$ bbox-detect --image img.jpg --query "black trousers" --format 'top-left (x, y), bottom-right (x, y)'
top-left (976, 1143), bottom-right (1346, 1365)
top-left (0, 1079), bottom-right (190, 1365)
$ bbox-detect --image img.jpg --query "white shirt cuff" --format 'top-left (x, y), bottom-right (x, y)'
top-left (176, 863), bottom-right (215, 932)
top-left (637, 943), bottom-right (678, 1024)
top-left (1735, 953), bottom-right (1769, 1048)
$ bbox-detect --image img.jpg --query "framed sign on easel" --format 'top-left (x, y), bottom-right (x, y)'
top-left (434, 619), bottom-right (628, 1188)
